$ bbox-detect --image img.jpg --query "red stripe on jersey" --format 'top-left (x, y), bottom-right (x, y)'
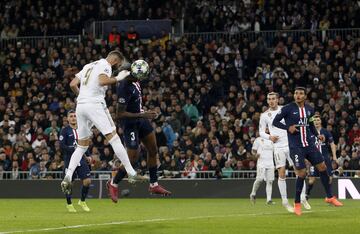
top-left (299, 107), bottom-right (308, 147)
top-left (73, 129), bottom-right (78, 141)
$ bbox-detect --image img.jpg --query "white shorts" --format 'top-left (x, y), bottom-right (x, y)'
top-left (256, 167), bottom-right (275, 181)
top-left (274, 147), bottom-right (294, 169)
top-left (76, 102), bottom-right (116, 139)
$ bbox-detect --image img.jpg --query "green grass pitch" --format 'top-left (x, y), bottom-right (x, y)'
top-left (0, 198), bottom-right (359, 234)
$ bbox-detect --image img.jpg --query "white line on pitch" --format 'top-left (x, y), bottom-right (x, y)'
top-left (0, 210), bottom-right (337, 234)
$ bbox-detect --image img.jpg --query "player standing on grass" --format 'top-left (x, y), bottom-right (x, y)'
top-left (61, 50), bottom-right (147, 194)
top-left (258, 92), bottom-right (310, 212)
top-left (60, 110), bottom-right (91, 212)
top-left (250, 130), bottom-right (275, 205)
top-left (272, 87), bottom-right (343, 216)
top-left (306, 115), bottom-right (337, 200)
top-left (107, 71), bottom-right (171, 203)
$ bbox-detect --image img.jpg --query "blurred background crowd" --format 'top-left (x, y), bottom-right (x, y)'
top-left (0, 0), bottom-right (359, 180)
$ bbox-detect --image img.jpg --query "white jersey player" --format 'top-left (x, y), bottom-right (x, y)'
top-left (259, 92), bottom-right (310, 212)
top-left (250, 135), bottom-right (275, 205)
top-left (61, 50), bottom-right (147, 194)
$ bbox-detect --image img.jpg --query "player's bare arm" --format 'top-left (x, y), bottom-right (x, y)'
top-left (70, 77), bottom-right (80, 95)
top-left (330, 142), bottom-right (337, 161)
top-left (117, 103), bottom-right (157, 119)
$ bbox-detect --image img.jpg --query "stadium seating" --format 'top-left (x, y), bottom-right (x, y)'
top-left (0, 0), bottom-right (359, 180)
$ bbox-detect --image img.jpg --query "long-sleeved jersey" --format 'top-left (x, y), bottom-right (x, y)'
top-left (259, 106), bottom-right (288, 148)
top-left (272, 102), bottom-right (319, 148)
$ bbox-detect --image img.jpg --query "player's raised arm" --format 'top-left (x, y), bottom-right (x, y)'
top-left (98, 70), bottom-right (130, 86)
top-left (272, 107), bottom-right (288, 130)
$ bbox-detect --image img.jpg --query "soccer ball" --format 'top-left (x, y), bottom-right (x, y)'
top-left (130, 60), bottom-right (149, 80)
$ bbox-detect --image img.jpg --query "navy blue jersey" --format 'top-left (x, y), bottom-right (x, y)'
top-left (272, 102), bottom-right (318, 148)
top-left (59, 126), bottom-right (78, 159)
top-left (315, 128), bottom-right (334, 158)
top-left (117, 80), bottom-right (144, 114)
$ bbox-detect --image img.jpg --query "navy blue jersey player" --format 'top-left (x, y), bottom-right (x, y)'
top-left (272, 87), bottom-right (342, 216)
top-left (306, 115), bottom-right (337, 199)
top-left (106, 74), bottom-right (171, 202)
top-left (60, 110), bottom-right (91, 212)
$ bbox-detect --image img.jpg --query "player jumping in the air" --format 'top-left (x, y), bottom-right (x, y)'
top-left (61, 51), bottom-right (147, 194)
top-left (60, 110), bottom-right (91, 212)
top-left (272, 87), bottom-right (343, 216)
top-left (306, 115), bottom-right (337, 200)
top-left (259, 92), bottom-right (310, 212)
top-left (107, 71), bottom-right (171, 203)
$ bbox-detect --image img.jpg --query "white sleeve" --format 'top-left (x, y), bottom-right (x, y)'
top-left (259, 113), bottom-right (270, 140)
top-left (99, 64), bottom-right (112, 77)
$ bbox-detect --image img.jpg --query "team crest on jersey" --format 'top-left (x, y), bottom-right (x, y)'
top-left (118, 98), bottom-right (125, 103)
top-left (104, 68), bottom-right (109, 73)
top-left (307, 111), bottom-right (310, 115)
top-left (268, 112), bottom-right (271, 117)
top-left (59, 135), bottom-right (63, 141)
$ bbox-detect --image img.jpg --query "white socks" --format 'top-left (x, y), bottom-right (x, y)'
top-left (251, 179), bottom-right (262, 196)
top-left (301, 179), bottom-right (307, 201)
top-left (278, 177), bottom-right (288, 204)
top-left (266, 181), bottom-right (273, 202)
top-left (109, 135), bottom-right (136, 177)
top-left (65, 145), bottom-right (88, 179)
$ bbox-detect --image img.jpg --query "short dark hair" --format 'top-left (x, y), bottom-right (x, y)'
top-left (67, 109), bottom-right (75, 116)
top-left (108, 50), bottom-right (124, 60)
top-left (267, 92), bottom-right (279, 98)
top-left (295, 86), bottom-right (306, 92)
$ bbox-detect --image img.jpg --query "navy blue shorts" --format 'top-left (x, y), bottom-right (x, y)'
top-left (64, 156), bottom-right (91, 181)
top-left (290, 145), bottom-right (324, 170)
top-left (122, 119), bottom-right (154, 149)
top-left (309, 155), bottom-right (333, 177)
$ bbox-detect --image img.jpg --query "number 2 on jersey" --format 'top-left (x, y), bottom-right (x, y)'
top-left (82, 67), bottom-right (93, 85)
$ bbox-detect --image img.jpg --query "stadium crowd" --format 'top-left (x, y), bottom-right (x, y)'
top-left (0, 1), bottom-right (359, 180)
top-left (2, 0), bottom-right (360, 38)
top-left (186, 0), bottom-right (360, 32)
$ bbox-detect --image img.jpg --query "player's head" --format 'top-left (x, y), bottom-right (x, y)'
top-left (267, 92), bottom-right (279, 108)
top-left (313, 114), bottom-right (322, 128)
top-left (294, 86), bottom-right (307, 104)
top-left (67, 110), bottom-right (77, 126)
top-left (106, 50), bottom-right (125, 69)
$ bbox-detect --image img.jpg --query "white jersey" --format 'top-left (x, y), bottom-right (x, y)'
top-left (76, 59), bottom-right (112, 104)
top-left (259, 106), bottom-right (288, 148)
top-left (252, 137), bottom-right (274, 168)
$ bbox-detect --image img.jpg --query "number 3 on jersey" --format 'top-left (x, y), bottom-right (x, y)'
top-left (130, 132), bottom-right (136, 141)
top-left (82, 67), bottom-right (93, 85)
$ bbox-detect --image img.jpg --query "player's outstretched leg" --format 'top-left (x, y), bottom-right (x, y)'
top-left (141, 131), bottom-right (171, 196)
top-left (61, 143), bottom-right (89, 194)
top-left (107, 133), bottom-right (148, 183)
